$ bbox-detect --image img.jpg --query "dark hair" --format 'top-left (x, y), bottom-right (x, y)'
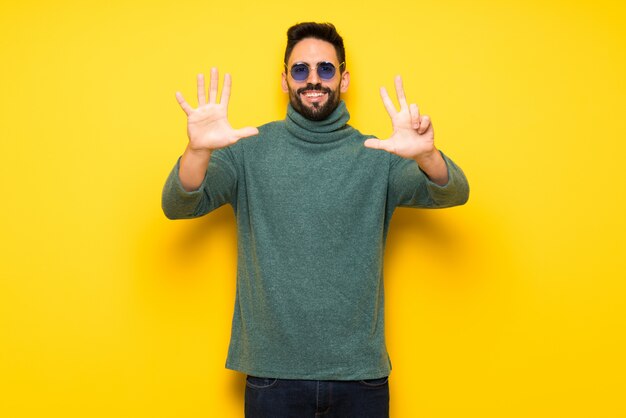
top-left (284, 22), bottom-right (346, 71)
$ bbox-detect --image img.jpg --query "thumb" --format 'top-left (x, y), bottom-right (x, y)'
top-left (364, 138), bottom-right (396, 153)
top-left (234, 126), bottom-right (260, 140)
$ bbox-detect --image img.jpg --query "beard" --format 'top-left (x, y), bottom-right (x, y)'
top-left (287, 82), bottom-right (341, 121)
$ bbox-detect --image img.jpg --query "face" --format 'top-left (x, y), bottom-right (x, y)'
top-left (282, 38), bottom-right (350, 121)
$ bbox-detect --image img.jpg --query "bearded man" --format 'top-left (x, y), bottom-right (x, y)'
top-left (162, 22), bottom-right (469, 418)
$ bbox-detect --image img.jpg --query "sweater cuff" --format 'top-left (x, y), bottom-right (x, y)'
top-left (424, 152), bottom-right (470, 206)
top-left (171, 158), bottom-right (206, 197)
top-left (161, 158), bottom-right (206, 219)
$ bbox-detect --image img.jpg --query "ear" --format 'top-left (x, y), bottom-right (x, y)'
top-left (281, 72), bottom-right (289, 93)
top-left (340, 71), bottom-right (350, 93)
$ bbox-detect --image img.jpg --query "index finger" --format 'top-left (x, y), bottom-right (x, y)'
top-left (380, 86), bottom-right (397, 117)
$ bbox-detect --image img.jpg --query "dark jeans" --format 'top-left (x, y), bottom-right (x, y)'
top-left (244, 375), bottom-right (389, 418)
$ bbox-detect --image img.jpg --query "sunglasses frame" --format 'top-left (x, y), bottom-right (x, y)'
top-left (286, 61), bottom-right (346, 82)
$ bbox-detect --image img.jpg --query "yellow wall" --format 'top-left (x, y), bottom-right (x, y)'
top-left (1, 0), bottom-right (625, 417)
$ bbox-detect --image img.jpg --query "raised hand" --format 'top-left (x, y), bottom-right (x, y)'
top-left (364, 76), bottom-right (448, 185)
top-left (176, 68), bottom-right (258, 191)
top-left (364, 76), bottom-right (435, 160)
top-left (176, 68), bottom-right (259, 152)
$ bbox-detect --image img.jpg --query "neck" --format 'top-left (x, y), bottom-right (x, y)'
top-left (285, 100), bottom-right (352, 144)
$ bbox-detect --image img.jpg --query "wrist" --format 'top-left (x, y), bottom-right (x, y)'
top-left (185, 144), bottom-right (212, 159)
top-left (414, 148), bottom-right (449, 186)
top-left (413, 148), bottom-right (440, 167)
top-left (179, 145), bottom-right (212, 192)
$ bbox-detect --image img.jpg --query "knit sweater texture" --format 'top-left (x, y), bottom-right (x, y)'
top-left (162, 100), bottom-right (469, 380)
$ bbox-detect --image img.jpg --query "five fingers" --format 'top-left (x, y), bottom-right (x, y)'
top-left (176, 67), bottom-right (231, 115)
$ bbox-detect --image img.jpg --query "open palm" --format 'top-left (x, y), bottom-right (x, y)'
top-left (364, 76), bottom-right (435, 160)
top-left (176, 68), bottom-right (258, 152)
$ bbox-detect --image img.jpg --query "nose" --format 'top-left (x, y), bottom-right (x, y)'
top-left (307, 67), bottom-right (320, 84)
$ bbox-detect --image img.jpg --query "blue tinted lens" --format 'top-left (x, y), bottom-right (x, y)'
top-left (290, 62), bottom-right (338, 81)
top-left (291, 64), bottom-right (309, 81)
top-left (317, 62), bottom-right (336, 80)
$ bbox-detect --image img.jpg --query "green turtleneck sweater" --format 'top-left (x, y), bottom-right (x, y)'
top-left (162, 101), bottom-right (469, 380)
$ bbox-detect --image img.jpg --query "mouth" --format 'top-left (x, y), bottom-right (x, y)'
top-left (300, 90), bottom-right (327, 104)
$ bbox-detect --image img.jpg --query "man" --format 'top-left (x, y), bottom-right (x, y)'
top-left (162, 22), bottom-right (469, 418)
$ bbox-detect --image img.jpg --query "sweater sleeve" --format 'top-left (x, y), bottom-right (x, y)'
top-left (388, 150), bottom-right (469, 209)
top-left (161, 148), bottom-right (238, 219)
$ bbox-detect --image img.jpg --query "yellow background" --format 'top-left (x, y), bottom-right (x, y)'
top-left (1, 0), bottom-right (625, 417)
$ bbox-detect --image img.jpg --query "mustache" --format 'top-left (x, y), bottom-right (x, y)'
top-left (296, 84), bottom-right (332, 95)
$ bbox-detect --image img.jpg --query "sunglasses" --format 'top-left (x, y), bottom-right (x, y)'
top-left (287, 61), bottom-right (345, 81)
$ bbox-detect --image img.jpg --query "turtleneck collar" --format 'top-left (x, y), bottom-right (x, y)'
top-left (285, 100), bottom-right (354, 144)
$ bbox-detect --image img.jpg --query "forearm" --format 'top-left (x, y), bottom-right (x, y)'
top-left (179, 145), bottom-right (212, 191)
top-left (414, 147), bottom-right (448, 186)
